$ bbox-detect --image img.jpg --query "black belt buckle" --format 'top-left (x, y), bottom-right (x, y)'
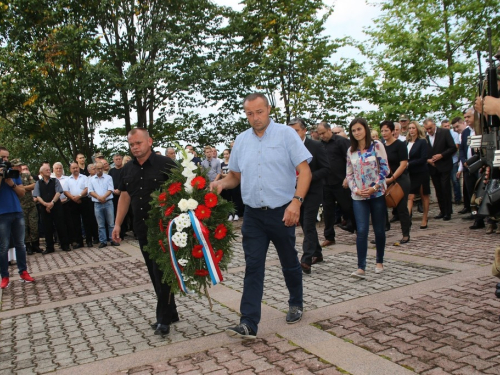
top-left (260, 206), bottom-right (269, 210)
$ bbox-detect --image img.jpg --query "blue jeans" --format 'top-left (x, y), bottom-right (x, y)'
top-left (451, 161), bottom-right (461, 203)
top-left (0, 212), bottom-right (27, 278)
top-left (352, 196), bottom-right (386, 270)
top-left (240, 204), bottom-right (303, 333)
top-left (94, 200), bottom-right (115, 243)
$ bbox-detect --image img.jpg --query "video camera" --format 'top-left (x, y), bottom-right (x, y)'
top-left (0, 161), bottom-right (20, 179)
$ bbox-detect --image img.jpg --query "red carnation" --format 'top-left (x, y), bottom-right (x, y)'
top-left (191, 176), bottom-right (206, 190)
top-left (159, 240), bottom-right (167, 253)
top-left (159, 219), bottom-right (164, 232)
top-left (158, 192), bottom-right (168, 202)
top-left (168, 182), bottom-right (182, 195)
top-left (195, 205), bottom-right (211, 220)
top-left (215, 249), bottom-right (223, 263)
top-left (195, 269), bottom-right (209, 277)
top-left (164, 204), bottom-right (175, 217)
top-left (214, 224), bottom-right (227, 240)
top-left (192, 245), bottom-right (204, 259)
top-left (204, 192), bottom-right (218, 208)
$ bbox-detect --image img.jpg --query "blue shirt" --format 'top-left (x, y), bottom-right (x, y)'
top-left (0, 176), bottom-right (23, 214)
top-left (87, 174), bottom-right (114, 202)
top-left (229, 119), bottom-right (312, 208)
top-left (450, 129), bottom-right (460, 164)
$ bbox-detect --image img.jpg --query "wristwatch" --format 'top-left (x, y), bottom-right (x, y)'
top-left (372, 184), bottom-right (380, 191)
top-left (293, 195), bottom-right (304, 203)
top-left (11, 183), bottom-right (17, 189)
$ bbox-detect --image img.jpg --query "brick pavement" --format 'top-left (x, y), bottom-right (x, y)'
top-left (316, 277), bottom-right (500, 374)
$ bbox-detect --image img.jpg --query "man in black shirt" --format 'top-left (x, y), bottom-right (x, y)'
top-left (317, 122), bottom-right (356, 248)
top-left (108, 154), bottom-right (126, 238)
top-left (112, 128), bottom-right (178, 337)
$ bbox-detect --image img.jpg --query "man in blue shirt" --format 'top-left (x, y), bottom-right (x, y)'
top-left (0, 147), bottom-right (35, 289)
top-left (211, 93), bottom-right (312, 339)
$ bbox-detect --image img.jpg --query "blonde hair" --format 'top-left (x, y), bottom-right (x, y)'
top-left (406, 121), bottom-right (426, 142)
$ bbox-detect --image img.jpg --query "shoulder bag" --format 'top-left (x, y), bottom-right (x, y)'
top-left (373, 141), bottom-right (404, 208)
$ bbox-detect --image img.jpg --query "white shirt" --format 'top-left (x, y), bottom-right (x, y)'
top-left (87, 174), bottom-right (114, 202)
top-left (64, 174), bottom-right (88, 197)
top-left (56, 175), bottom-right (69, 201)
top-left (428, 133), bottom-right (436, 147)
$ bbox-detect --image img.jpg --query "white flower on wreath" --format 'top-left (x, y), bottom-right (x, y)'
top-left (186, 198), bottom-right (198, 210)
top-left (175, 213), bottom-right (191, 231)
top-left (182, 167), bottom-right (196, 179)
top-left (178, 258), bottom-right (189, 267)
top-left (172, 231), bottom-right (188, 248)
top-left (178, 198), bottom-right (196, 212)
top-left (184, 179), bottom-right (194, 194)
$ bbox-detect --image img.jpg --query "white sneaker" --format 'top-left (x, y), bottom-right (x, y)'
top-left (228, 215), bottom-right (233, 221)
top-left (233, 215), bottom-right (239, 221)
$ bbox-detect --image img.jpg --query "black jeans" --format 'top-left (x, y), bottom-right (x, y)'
top-left (323, 184), bottom-right (355, 240)
top-left (299, 190), bottom-right (323, 266)
top-left (431, 169), bottom-right (453, 217)
top-left (139, 238), bottom-right (178, 325)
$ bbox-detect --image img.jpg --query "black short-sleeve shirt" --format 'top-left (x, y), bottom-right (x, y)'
top-left (384, 139), bottom-right (408, 177)
top-left (119, 152), bottom-right (176, 239)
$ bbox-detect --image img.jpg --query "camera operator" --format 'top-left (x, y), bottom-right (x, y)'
top-left (0, 146), bottom-right (35, 289)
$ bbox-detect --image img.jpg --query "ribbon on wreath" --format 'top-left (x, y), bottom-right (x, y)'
top-left (166, 219), bottom-right (192, 294)
top-left (188, 210), bottom-right (223, 285)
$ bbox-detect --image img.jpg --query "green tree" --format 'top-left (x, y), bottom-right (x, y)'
top-left (360, 0), bottom-right (500, 122)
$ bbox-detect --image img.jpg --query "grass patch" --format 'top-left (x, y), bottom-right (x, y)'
top-left (336, 366), bottom-right (352, 374)
top-left (401, 364), bottom-right (415, 372)
top-left (379, 355), bottom-right (392, 361)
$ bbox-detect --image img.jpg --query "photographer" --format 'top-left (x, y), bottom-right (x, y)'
top-left (0, 147), bottom-right (35, 289)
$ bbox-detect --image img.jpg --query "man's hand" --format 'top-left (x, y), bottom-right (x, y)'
top-left (431, 154), bottom-right (443, 163)
top-left (283, 200), bottom-right (300, 226)
top-left (209, 180), bottom-right (224, 194)
top-left (342, 178), bottom-right (348, 189)
top-left (456, 171), bottom-right (461, 179)
top-left (112, 225), bottom-right (121, 243)
top-left (475, 96), bottom-right (500, 117)
top-left (113, 189), bottom-right (121, 195)
top-left (427, 159), bottom-right (435, 167)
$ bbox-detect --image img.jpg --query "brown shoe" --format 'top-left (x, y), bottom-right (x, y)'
top-left (493, 247), bottom-right (500, 278)
top-left (486, 224), bottom-right (496, 234)
top-left (301, 263), bottom-right (311, 274)
top-left (321, 240), bottom-right (335, 247)
top-left (311, 255), bottom-right (324, 265)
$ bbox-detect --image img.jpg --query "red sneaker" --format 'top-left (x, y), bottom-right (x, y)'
top-left (0, 277), bottom-right (9, 289)
top-left (19, 271), bottom-right (35, 283)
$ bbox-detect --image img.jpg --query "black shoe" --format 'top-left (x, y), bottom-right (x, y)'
top-left (98, 243), bottom-right (107, 248)
top-left (339, 225), bottom-right (355, 233)
top-left (26, 249), bottom-right (34, 255)
top-left (385, 223), bottom-right (391, 231)
top-left (42, 249), bottom-right (54, 255)
top-left (110, 241), bottom-right (120, 246)
top-left (390, 216), bottom-right (399, 223)
top-left (286, 306), bottom-right (303, 324)
top-left (154, 324), bottom-right (170, 337)
top-left (86, 240), bottom-right (93, 248)
top-left (458, 207), bottom-right (470, 214)
top-left (417, 202), bottom-right (423, 213)
top-left (226, 323), bottom-right (257, 339)
top-left (400, 237), bottom-right (410, 244)
top-left (301, 263), bottom-right (311, 275)
top-left (462, 214), bottom-right (474, 221)
top-left (470, 221), bottom-right (485, 230)
top-left (334, 218), bottom-right (342, 225)
top-left (32, 243), bottom-right (43, 253)
top-left (150, 322), bottom-right (159, 330)
top-left (73, 243), bottom-right (83, 250)
top-left (62, 247), bottom-right (72, 251)
top-left (420, 222), bottom-right (428, 229)
top-left (434, 213), bottom-right (444, 219)
top-left (311, 255), bottom-right (324, 265)
top-left (443, 215), bottom-right (451, 221)
top-left (370, 239), bottom-right (376, 244)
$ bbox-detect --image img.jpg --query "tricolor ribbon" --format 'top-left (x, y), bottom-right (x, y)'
top-left (167, 219), bottom-right (192, 294)
top-left (188, 210), bottom-right (223, 285)
top-left (167, 211), bottom-right (224, 293)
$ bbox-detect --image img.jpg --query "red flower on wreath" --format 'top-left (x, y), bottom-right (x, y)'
top-left (159, 240), bottom-right (167, 253)
top-left (168, 182), bottom-right (182, 195)
top-left (195, 205), bottom-right (211, 220)
top-left (192, 245), bottom-right (204, 259)
top-left (214, 224), bottom-right (227, 240)
top-left (164, 204), bottom-right (175, 217)
top-left (158, 192), bottom-right (168, 203)
top-left (159, 219), bottom-right (164, 232)
top-left (204, 192), bottom-right (218, 208)
top-left (215, 249), bottom-right (223, 263)
top-left (191, 176), bottom-right (206, 190)
top-left (195, 269), bottom-right (209, 277)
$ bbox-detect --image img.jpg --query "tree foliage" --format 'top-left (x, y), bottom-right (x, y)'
top-left (360, 0), bottom-right (500, 123)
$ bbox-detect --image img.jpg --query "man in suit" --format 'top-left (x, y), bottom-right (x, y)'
top-left (288, 118), bottom-right (330, 274)
top-left (423, 118), bottom-right (457, 221)
top-left (459, 109), bottom-right (484, 229)
top-left (317, 122), bottom-right (355, 245)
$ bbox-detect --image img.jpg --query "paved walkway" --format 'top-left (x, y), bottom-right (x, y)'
top-left (1, 204), bottom-right (499, 375)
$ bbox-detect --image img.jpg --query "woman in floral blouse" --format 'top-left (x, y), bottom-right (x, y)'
top-left (346, 118), bottom-right (390, 279)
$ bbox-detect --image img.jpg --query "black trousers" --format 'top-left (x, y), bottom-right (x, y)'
top-left (431, 169), bottom-right (452, 217)
top-left (299, 190), bottom-right (323, 266)
top-left (393, 174), bottom-right (411, 237)
top-left (40, 203), bottom-right (69, 250)
top-left (323, 184), bottom-right (355, 241)
top-left (139, 238), bottom-right (178, 325)
top-left (67, 198), bottom-right (93, 243)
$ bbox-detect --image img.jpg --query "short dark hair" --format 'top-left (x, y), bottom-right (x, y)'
top-left (317, 121), bottom-right (330, 129)
top-left (349, 118), bottom-right (373, 153)
top-left (380, 120), bottom-right (395, 132)
top-left (451, 116), bottom-right (463, 125)
top-left (0, 146), bottom-right (7, 152)
top-left (288, 118), bottom-right (307, 130)
top-left (243, 93), bottom-right (269, 107)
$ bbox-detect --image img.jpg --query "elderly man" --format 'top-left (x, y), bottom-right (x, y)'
top-left (64, 162), bottom-right (93, 248)
top-left (211, 93), bottom-right (312, 339)
top-left (87, 162), bottom-right (119, 248)
top-left (165, 148), bottom-right (176, 160)
top-left (424, 118), bottom-right (456, 221)
top-left (33, 165), bottom-right (71, 253)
